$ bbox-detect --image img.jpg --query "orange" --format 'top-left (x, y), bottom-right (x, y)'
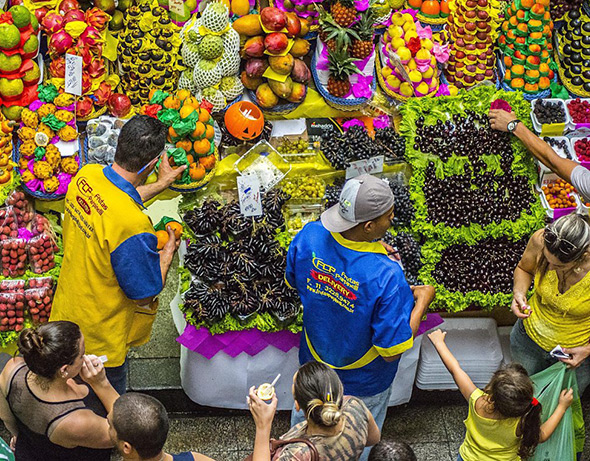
top-left (205, 124), bottom-right (215, 141)
top-left (180, 105), bottom-right (196, 119)
top-left (186, 154), bottom-right (194, 164)
top-left (421, 0), bottom-right (440, 16)
top-left (167, 221), bottom-right (183, 239)
top-left (408, 0), bottom-right (422, 8)
top-left (168, 126), bottom-right (179, 140)
top-left (149, 89), bottom-right (158, 101)
top-left (199, 154), bottom-right (216, 170)
top-left (156, 230), bottom-right (169, 250)
top-left (192, 122), bottom-right (205, 139)
top-left (189, 163), bottom-right (206, 180)
top-left (176, 139), bottom-right (192, 152)
top-left (177, 89), bottom-right (191, 101)
top-left (183, 96), bottom-right (200, 109)
top-left (198, 108), bottom-right (211, 124)
top-left (193, 138), bottom-right (211, 156)
top-left (163, 96), bottom-right (181, 110)
top-left (520, 0), bottom-right (533, 9)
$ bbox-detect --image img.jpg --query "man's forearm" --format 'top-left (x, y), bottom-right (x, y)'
top-left (137, 180), bottom-right (170, 203)
top-left (160, 250), bottom-right (174, 287)
top-left (409, 298), bottom-right (430, 336)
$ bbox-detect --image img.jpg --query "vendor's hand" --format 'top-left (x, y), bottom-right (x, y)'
top-left (560, 344), bottom-right (590, 369)
top-left (511, 292), bottom-right (531, 319)
top-left (489, 109), bottom-right (518, 132)
top-left (80, 355), bottom-right (107, 387)
top-left (163, 225), bottom-right (180, 252)
top-left (248, 386), bottom-right (277, 431)
top-left (558, 388), bottom-right (574, 408)
top-left (428, 329), bottom-right (446, 346)
top-left (380, 241), bottom-right (400, 260)
top-left (158, 151), bottom-right (187, 186)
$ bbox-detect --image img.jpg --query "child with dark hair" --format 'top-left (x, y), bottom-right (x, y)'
top-left (108, 393), bottom-right (213, 460)
top-left (368, 441), bottom-right (416, 461)
top-left (428, 330), bottom-right (573, 460)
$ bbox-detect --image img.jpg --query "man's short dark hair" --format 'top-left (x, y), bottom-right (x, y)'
top-left (369, 441), bottom-right (417, 461)
top-left (114, 115), bottom-right (167, 172)
top-left (112, 393), bottom-right (169, 459)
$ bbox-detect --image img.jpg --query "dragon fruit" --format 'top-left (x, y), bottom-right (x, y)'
top-left (48, 30), bottom-right (73, 56)
top-left (73, 43), bottom-right (93, 67)
top-left (58, 0), bottom-right (80, 14)
top-left (49, 57), bottom-right (66, 78)
top-left (87, 58), bottom-right (105, 79)
top-left (93, 82), bottom-right (113, 106)
top-left (78, 26), bottom-right (103, 52)
top-left (85, 7), bottom-right (110, 32)
top-left (42, 13), bottom-right (64, 34)
top-left (76, 97), bottom-right (93, 117)
top-left (82, 72), bottom-right (92, 94)
top-left (63, 9), bottom-right (85, 24)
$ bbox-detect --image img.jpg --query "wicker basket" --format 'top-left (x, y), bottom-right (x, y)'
top-left (13, 138), bottom-right (85, 201)
top-left (168, 147), bottom-right (220, 193)
top-left (553, 42), bottom-right (590, 98)
top-left (311, 52), bottom-right (375, 112)
top-left (246, 89), bottom-right (302, 116)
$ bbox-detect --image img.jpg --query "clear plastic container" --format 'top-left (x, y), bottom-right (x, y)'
top-left (273, 137), bottom-right (321, 163)
top-left (234, 141), bottom-right (291, 191)
top-left (530, 99), bottom-right (571, 134)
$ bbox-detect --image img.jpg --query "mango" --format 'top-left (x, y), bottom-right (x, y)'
top-left (243, 36), bottom-right (265, 58)
top-left (268, 54), bottom-right (294, 75)
top-left (268, 77), bottom-right (293, 99)
top-left (240, 70), bottom-right (263, 90)
top-left (290, 38), bottom-right (310, 58)
top-left (287, 82), bottom-right (307, 103)
top-left (256, 83), bottom-right (279, 108)
top-left (233, 14), bottom-right (263, 36)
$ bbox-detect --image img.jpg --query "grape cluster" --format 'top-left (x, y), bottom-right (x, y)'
top-left (276, 138), bottom-right (318, 162)
top-left (389, 181), bottom-right (414, 228)
top-left (423, 162), bottom-right (536, 227)
top-left (534, 100), bottom-right (566, 124)
top-left (182, 189), bottom-right (300, 323)
top-left (413, 112), bottom-right (512, 168)
top-left (323, 177), bottom-right (345, 208)
top-left (374, 127), bottom-right (406, 161)
top-left (382, 231), bottom-right (423, 285)
top-left (543, 137), bottom-right (572, 158)
top-left (282, 177), bottom-right (325, 199)
top-left (432, 237), bottom-right (527, 294)
top-left (551, 0), bottom-right (583, 20)
top-left (321, 126), bottom-right (382, 169)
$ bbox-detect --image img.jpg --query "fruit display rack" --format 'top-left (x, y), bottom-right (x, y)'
top-left (400, 86), bottom-right (544, 311)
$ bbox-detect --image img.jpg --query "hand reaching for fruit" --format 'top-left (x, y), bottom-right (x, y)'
top-left (511, 292), bottom-right (531, 318)
top-left (488, 109), bottom-right (518, 132)
top-left (159, 151), bottom-right (188, 186)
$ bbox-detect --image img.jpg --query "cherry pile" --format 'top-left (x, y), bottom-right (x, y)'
top-left (1, 239), bottom-right (27, 277)
top-left (568, 99), bottom-right (590, 124)
top-left (183, 189), bottom-right (300, 323)
top-left (574, 138), bottom-right (590, 162)
top-left (423, 162), bottom-right (535, 227)
top-left (432, 237), bottom-right (528, 294)
top-left (543, 137), bottom-right (572, 158)
top-left (551, 0), bottom-right (583, 20)
top-left (413, 111), bottom-right (512, 168)
top-left (534, 100), bottom-right (566, 124)
top-left (0, 292), bottom-right (25, 332)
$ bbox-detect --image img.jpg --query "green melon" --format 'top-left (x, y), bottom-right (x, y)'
top-left (23, 35), bottom-right (39, 55)
top-left (9, 5), bottom-right (31, 29)
top-left (0, 24), bottom-right (21, 50)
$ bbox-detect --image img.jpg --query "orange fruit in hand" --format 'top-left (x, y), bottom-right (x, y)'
top-left (167, 221), bottom-right (183, 239)
top-left (156, 230), bottom-right (169, 250)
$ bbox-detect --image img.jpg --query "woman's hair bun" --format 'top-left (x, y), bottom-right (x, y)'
top-left (18, 328), bottom-right (44, 355)
top-left (320, 403), bottom-right (342, 427)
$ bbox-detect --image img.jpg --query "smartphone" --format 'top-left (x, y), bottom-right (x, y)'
top-left (550, 345), bottom-right (572, 360)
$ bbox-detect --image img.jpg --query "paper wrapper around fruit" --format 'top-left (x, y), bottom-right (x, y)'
top-left (272, 0), bottom-right (320, 22)
top-left (314, 39), bottom-right (376, 99)
top-left (20, 156), bottom-right (78, 195)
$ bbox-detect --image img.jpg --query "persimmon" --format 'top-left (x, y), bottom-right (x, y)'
top-left (149, 89), bottom-right (158, 101)
top-left (168, 126), bottom-right (180, 140)
top-left (176, 139), bottom-right (192, 152)
top-left (440, 0), bottom-right (449, 16)
top-left (177, 89), bottom-right (191, 101)
top-left (199, 154), bottom-right (216, 171)
top-left (189, 163), bottom-right (206, 181)
top-left (193, 139), bottom-right (211, 156)
top-left (156, 230), bottom-right (169, 250)
top-left (167, 221), bottom-right (183, 239)
top-left (186, 154), bottom-right (194, 164)
top-left (205, 124), bottom-right (215, 141)
top-left (421, 0), bottom-right (440, 17)
top-left (408, 0), bottom-right (422, 8)
top-left (180, 105), bottom-right (196, 119)
top-left (198, 108), bottom-right (210, 124)
top-left (183, 96), bottom-right (200, 109)
top-left (163, 96), bottom-right (181, 110)
top-left (520, 0), bottom-right (533, 9)
top-left (192, 122), bottom-right (205, 139)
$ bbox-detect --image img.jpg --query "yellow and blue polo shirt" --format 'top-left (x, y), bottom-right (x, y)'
top-left (51, 164), bottom-right (162, 367)
top-left (286, 221), bottom-right (414, 396)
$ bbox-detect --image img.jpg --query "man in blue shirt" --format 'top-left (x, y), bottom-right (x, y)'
top-left (286, 175), bottom-right (435, 459)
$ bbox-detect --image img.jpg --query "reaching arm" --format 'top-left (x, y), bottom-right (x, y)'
top-left (489, 110), bottom-right (578, 183)
top-left (427, 330), bottom-right (477, 401)
top-left (248, 386), bottom-right (276, 461)
top-left (512, 230), bottom-right (543, 319)
top-left (539, 389), bottom-right (574, 443)
top-left (137, 151), bottom-right (187, 202)
top-left (409, 285), bottom-right (435, 336)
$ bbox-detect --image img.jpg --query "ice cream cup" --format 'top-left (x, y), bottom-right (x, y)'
top-left (256, 383), bottom-right (275, 404)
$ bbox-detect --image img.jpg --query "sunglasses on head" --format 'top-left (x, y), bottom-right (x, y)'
top-left (136, 151), bottom-right (164, 175)
top-left (544, 227), bottom-right (580, 259)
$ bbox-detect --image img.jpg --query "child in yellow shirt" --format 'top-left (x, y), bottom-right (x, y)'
top-left (428, 330), bottom-right (573, 460)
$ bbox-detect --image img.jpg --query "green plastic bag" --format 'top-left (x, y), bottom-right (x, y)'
top-left (154, 216), bottom-right (178, 232)
top-left (531, 362), bottom-right (585, 461)
top-left (0, 437), bottom-right (14, 461)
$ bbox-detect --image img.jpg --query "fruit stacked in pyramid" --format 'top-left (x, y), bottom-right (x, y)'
top-left (407, 0), bottom-right (450, 21)
top-left (555, 5), bottom-right (590, 95)
top-left (497, 0), bottom-right (554, 94)
top-left (379, 12), bottom-right (440, 97)
top-left (444, 0), bottom-right (500, 88)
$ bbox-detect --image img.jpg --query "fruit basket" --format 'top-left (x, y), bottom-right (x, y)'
top-left (405, 0), bottom-right (450, 28)
top-left (530, 99), bottom-right (571, 134)
top-left (167, 147), bottom-right (220, 194)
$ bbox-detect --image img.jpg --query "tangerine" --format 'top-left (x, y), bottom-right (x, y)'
top-left (180, 105), bottom-right (196, 119)
top-left (156, 230), bottom-right (169, 250)
top-left (205, 124), bottom-right (215, 140)
top-left (198, 108), bottom-right (211, 124)
top-left (199, 154), bottom-right (216, 170)
top-left (167, 221), bottom-right (183, 239)
top-left (192, 121), bottom-right (206, 139)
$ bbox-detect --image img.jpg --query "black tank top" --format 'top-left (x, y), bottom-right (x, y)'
top-left (6, 364), bottom-right (111, 461)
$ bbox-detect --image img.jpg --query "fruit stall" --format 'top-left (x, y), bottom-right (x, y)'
top-left (0, 0), bottom-right (589, 402)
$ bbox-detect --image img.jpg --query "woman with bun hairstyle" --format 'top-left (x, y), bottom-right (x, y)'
top-left (0, 321), bottom-right (119, 460)
top-left (248, 362), bottom-right (380, 460)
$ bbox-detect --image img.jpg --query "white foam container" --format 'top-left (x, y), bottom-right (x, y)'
top-left (530, 99), bottom-right (571, 134)
top-left (537, 171), bottom-right (582, 219)
top-left (565, 98), bottom-right (590, 135)
top-left (416, 318), bottom-right (503, 391)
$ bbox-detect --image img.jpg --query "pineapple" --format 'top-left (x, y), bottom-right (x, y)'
top-left (320, 11), bottom-right (359, 52)
top-left (327, 49), bottom-right (358, 97)
top-left (331, 0), bottom-right (357, 28)
top-left (350, 10), bottom-right (375, 59)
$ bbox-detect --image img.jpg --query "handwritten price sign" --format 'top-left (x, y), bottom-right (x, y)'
top-left (237, 175), bottom-right (263, 217)
top-left (346, 156), bottom-right (384, 179)
top-left (65, 54), bottom-right (83, 96)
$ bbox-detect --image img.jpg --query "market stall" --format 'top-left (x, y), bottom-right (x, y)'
top-left (0, 0), bottom-right (588, 403)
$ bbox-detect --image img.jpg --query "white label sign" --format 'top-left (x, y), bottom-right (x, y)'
top-left (169, 0), bottom-right (185, 16)
top-left (65, 54), bottom-right (83, 96)
top-left (346, 155), bottom-right (384, 179)
top-left (237, 175), bottom-right (263, 217)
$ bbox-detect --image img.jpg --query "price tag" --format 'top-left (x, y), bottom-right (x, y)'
top-left (346, 156), bottom-right (384, 179)
top-left (237, 175), bottom-right (263, 217)
top-left (169, 0), bottom-right (185, 16)
top-left (540, 123), bottom-right (565, 137)
top-left (65, 54), bottom-right (83, 96)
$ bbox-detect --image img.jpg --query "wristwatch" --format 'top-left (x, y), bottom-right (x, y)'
top-left (507, 119), bottom-right (521, 133)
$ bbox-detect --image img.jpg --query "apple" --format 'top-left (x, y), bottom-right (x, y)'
top-left (486, 57), bottom-right (495, 66)
top-left (475, 74), bottom-right (485, 82)
top-left (466, 54), bottom-right (477, 62)
top-left (476, 21), bottom-right (487, 29)
top-left (107, 93), bottom-right (131, 117)
top-left (466, 64), bottom-right (477, 72)
top-left (456, 70), bottom-right (465, 78)
top-left (477, 10), bottom-right (488, 20)
top-left (478, 52), bottom-right (487, 60)
top-left (466, 0), bottom-right (476, 7)
top-left (476, 31), bottom-right (487, 40)
top-left (465, 22), bottom-right (477, 32)
top-left (447, 74), bottom-right (456, 83)
top-left (477, 62), bottom-right (486, 70)
top-left (447, 64), bottom-right (456, 72)
top-left (466, 11), bottom-right (477, 19)
top-left (456, 38), bottom-right (466, 47)
top-left (486, 48), bottom-right (494, 56)
top-left (456, 50), bottom-right (466, 60)
top-left (484, 69), bottom-right (494, 77)
top-left (466, 44), bottom-right (476, 51)
top-left (476, 42), bottom-right (486, 50)
top-left (484, 25), bottom-right (491, 33)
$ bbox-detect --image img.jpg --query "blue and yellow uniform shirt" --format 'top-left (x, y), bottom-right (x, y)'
top-left (51, 164), bottom-right (162, 367)
top-left (286, 221), bottom-right (414, 396)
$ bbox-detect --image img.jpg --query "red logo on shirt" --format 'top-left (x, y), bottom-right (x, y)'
top-left (311, 270), bottom-right (357, 300)
top-left (76, 178), bottom-right (93, 196)
top-left (76, 196), bottom-right (91, 215)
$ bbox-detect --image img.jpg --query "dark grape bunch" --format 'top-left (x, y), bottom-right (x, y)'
top-left (534, 100), bottom-right (566, 125)
top-left (182, 189), bottom-right (300, 323)
top-left (423, 162), bottom-right (536, 228)
top-left (413, 111), bottom-right (512, 168)
top-left (323, 177), bottom-right (345, 208)
top-left (551, 0), bottom-right (583, 20)
top-left (382, 231), bottom-right (423, 285)
top-left (320, 125), bottom-right (403, 170)
top-left (432, 237), bottom-right (528, 294)
top-left (543, 137), bottom-right (571, 158)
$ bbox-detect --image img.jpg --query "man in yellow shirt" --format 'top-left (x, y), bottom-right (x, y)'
top-left (51, 115), bottom-right (186, 394)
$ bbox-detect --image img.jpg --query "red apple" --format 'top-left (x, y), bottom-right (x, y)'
top-left (475, 74), bottom-right (485, 82)
top-left (477, 0), bottom-right (488, 7)
top-left (107, 93), bottom-right (132, 118)
top-left (466, 11), bottom-right (477, 19)
top-left (456, 70), bottom-right (465, 79)
top-left (476, 42), bottom-right (486, 49)
top-left (476, 31), bottom-right (487, 40)
top-left (447, 64), bottom-right (456, 72)
top-left (456, 38), bottom-right (466, 47)
top-left (466, 0), bottom-right (476, 7)
top-left (464, 75), bottom-right (475, 84)
top-left (456, 50), bottom-right (466, 60)
top-left (457, 27), bottom-right (465, 35)
top-left (466, 44), bottom-right (476, 51)
top-left (484, 69), bottom-right (494, 77)
top-left (466, 64), bottom-right (477, 72)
